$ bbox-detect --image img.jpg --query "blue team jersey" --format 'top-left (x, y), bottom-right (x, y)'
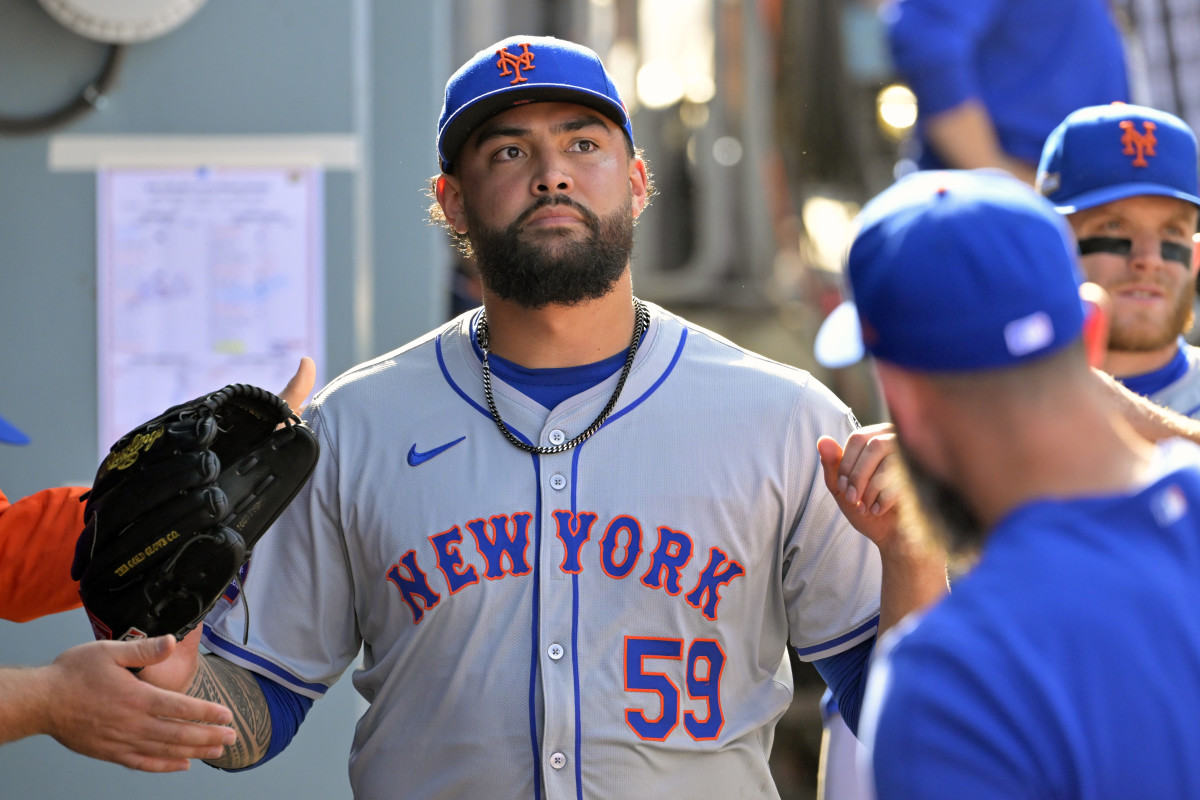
top-left (860, 440), bottom-right (1200, 799)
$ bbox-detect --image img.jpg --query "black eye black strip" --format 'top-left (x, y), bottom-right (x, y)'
top-left (1078, 237), bottom-right (1131, 256)
top-left (1162, 240), bottom-right (1192, 266)
top-left (1077, 236), bottom-right (1192, 266)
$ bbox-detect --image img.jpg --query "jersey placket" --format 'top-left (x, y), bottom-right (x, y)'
top-left (536, 422), bottom-right (584, 800)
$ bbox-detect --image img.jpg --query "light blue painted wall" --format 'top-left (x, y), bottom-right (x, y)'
top-left (0, 1), bottom-right (451, 796)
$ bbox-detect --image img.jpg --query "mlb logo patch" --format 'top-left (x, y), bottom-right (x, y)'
top-left (1152, 483), bottom-right (1188, 527)
top-left (1003, 312), bottom-right (1054, 357)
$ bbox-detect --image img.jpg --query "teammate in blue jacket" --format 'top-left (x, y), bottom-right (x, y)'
top-left (831, 169), bottom-right (1200, 798)
top-left (885, 0), bottom-right (1128, 182)
top-left (133, 36), bottom-right (948, 798)
top-left (1039, 102), bottom-right (1200, 418)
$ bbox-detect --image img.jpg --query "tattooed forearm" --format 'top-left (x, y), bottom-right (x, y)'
top-left (188, 654), bottom-right (272, 769)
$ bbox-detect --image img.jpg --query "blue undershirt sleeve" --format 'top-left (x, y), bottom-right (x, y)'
top-left (810, 636), bottom-right (875, 735)
top-left (213, 673), bottom-right (315, 771)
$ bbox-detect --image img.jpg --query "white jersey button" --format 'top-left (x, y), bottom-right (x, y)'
top-left (549, 752), bottom-right (567, 770)
top-left (548, 643), bottom-right (564, 660)
top-left (548, 429), bottom-right (566, 445)
top-left (550, 473), bottom-right (567, 491)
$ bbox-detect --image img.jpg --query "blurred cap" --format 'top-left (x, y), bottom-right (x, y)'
top-left (1037, 102), bottom-right (1200, 213)
top-left (437, 35), bottom-right (634, 173)
top-left (0, 412), bottom-right (30, 445)
top-left (814, 170), bottom-right (1085, 372)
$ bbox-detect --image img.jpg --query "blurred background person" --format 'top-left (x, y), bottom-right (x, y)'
top-left (883, 0), bottom-right (1129, 183)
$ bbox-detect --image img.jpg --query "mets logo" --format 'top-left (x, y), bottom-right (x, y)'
top-left (1119, 120), bottom-right (1157, 167)
top-left (496, 43), bottom-right (535, 84)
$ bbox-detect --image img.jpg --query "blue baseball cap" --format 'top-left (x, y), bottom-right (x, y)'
top-left (814, 170), bottom-right (1085, 372)
top-left (0, 412), bottom-right (30, 445)
top-left (437, 35), bottom-right (634, 173)
top-left (1037, 103), bottom-right (1200, 213)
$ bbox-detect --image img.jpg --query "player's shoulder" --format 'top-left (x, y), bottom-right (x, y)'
top-left (1135, 440), bottom-right (1200, 528)
top-left (655, 303), bottom-right (855, 419)
top-left (1180, 343), bottom-right (1200, 376)
top-left (1150, 437), bottom-right (1200, 477)
top-left (308, 314), bottom-right (466, 413)
top-left (656, 303), bottom-right (816, 384)
top-left (1148, 344), bottom-right (1200, 419)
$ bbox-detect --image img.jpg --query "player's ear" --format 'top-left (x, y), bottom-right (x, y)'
top-left (1079, 282), bottom-right (1111, 369)
top-left (630, 157), bottom-right (649, 219)
top-left (437, 174), bottom-right (470, 235)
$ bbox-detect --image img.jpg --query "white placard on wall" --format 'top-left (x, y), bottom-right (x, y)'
top-left (97, 166), bottom-right (325, 455)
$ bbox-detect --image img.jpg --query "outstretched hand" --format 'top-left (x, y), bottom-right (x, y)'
top-left (819, 423), bottom-right (950, 632)
top-left (36, 635), bottom-right (234, 772)
top-left (817, 423), bottom-right (905, 548)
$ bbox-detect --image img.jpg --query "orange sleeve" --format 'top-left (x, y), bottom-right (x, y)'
top-left (0, 487), bottom-right (89, 622)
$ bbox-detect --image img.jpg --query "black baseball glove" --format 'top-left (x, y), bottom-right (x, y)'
top-left (72, 383), bottom-right (319, 643)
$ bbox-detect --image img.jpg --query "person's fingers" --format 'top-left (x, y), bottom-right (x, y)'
top-left (118, 753), bottom-right (194, 773)
top-left (816, 436), bottom-right (845, 494)
top-left (134, 715), bottom-right (236, 751)
top-left (53, 704), bottom-right (232, 771)
top-left (112, 634), bottom-right (174, 669)
top-left (91, 708), bottom-right (233, 767)
top-left (144, 686), bottom-right (234, 726)
top-left (820, 430), bottom-right (906, 545)
top-left (279, 356), bottom-right (316, 413)
top-left (861, 471), bottom-right (903, 516)
top-left (853, 448), bottom-right (902, 512)
top-left (835, 433), bottom-right (869, 497)
top-left (838, 424), bottom-right (896, 505)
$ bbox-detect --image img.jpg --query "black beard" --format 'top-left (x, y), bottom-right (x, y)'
top-left (466, 195), bottom-right (633, 309)
top-left (894, 432), bottom-right (986, 560)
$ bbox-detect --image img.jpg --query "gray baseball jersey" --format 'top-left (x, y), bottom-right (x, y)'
top-left (1144, 343), bottom-right (1200, 419)
top-left (203, 302), bottom-right (881, 800)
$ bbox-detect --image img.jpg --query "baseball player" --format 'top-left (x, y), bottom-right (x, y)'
top-left (830, 169), bottom-right (1200, 798)
top-left (134, 36), bottom-right (948, 798)
top-left (1038, 103), bottom-right (1200, 418)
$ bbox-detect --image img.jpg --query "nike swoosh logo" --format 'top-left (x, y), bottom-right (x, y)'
top-left (407, 436), bottom-right (466, 466)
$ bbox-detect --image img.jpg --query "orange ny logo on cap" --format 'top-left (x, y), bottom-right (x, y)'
top-left (496, 43), bottom-right (535, 85)
top-left (1120, 119), bottom-right (1158, 167)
